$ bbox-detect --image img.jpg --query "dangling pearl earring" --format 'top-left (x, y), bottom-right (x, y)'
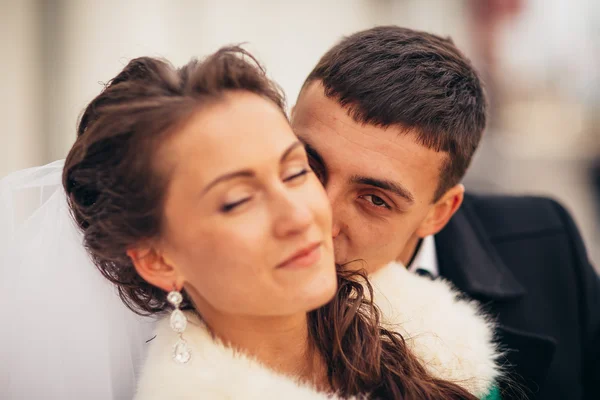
top-left (167, 289), bottom-right (191, 364)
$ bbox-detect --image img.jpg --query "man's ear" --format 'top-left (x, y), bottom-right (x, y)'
top-left (127, 244), bottom-right (184, 292)
top-left (290, 104), bottom-right (296, 121)
top-left (416, 184), bottom-right (464, 238)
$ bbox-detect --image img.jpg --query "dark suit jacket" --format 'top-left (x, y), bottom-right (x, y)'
top-left (436, 194), bottom-right (600, 400)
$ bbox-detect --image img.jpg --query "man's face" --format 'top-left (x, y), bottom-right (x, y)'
top-left (292, 82), bottom-right (449, 272)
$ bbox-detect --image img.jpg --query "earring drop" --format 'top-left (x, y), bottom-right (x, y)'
top-left (167, 290), bottom-right (191, 364)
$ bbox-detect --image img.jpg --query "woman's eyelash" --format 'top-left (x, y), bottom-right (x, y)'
top-left (221, 198), bottom-right (251, 212)
top-left (221, 169), bottom-right (310, 213)
top-left (284, 169), bottom-right (310, 182)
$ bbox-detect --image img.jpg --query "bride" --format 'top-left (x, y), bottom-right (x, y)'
top-left (0, 47), bottom-right (500, 399)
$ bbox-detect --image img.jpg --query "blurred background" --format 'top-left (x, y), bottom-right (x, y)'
top-left (1, 0), bottom-right (598, 266)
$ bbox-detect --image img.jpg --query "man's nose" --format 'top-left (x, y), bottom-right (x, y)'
top-left (325, 183), bottom-right (342, 239)
top-left (331, 219), bottom-right (341, 239)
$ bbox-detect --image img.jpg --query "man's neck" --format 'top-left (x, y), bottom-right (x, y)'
top-left (406, 237), bottom-right (424, 268)
top-left (397, 234), bottom-right (421, 266)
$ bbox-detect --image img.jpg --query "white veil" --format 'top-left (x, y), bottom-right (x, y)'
top-left (0, 161), bottom-right (156, 400)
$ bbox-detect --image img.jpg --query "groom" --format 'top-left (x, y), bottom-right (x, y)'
top-left (291, 26), bottom-right (599, 400)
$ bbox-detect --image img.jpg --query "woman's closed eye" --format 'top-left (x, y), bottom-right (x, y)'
top-left (221, 196), bottom-right (252, 213)
top-left (360, 194), bottom-right (391, 210)
top-left (283, 167), bottom-right (311, 182)
top-left (220, 167), bottom-right (310, 213)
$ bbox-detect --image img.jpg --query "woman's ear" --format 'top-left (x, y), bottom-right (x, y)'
top-left (127, 245), bottom-right (184, 292)
top-left (416, 184), bottom-right (464, 238)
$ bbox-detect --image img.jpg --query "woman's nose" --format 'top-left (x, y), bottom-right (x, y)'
top-left (272, 192), bottom-right (313, 238)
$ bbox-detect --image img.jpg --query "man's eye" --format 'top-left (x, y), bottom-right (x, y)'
top-left (362, 195), bottom-right (390, 209)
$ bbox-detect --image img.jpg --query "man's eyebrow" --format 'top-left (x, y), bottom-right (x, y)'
top-left (350, 175), bottom-right (415, 204)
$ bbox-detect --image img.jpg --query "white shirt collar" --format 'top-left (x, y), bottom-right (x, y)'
top-left (407, 235), bottom-right (439, 278)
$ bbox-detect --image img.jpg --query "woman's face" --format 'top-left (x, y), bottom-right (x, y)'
top-left (158, 91), bottom-right (336, 318)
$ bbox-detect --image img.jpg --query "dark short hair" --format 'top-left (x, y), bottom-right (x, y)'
top-left (304, 26), bottom-right (487, 200)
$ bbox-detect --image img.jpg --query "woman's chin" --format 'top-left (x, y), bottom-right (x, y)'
top-left (296, 268), bottom-right (339, 312)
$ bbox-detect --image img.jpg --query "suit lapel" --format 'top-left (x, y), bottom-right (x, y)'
top-left (435, 196), bottom-right (556, 398)
top-left (436, 198), bottom-right (525, 299)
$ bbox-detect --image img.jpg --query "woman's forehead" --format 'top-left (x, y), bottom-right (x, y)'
top-left (162, 92), bottom-right (296, 180)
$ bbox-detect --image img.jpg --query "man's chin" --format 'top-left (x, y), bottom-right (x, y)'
top-left (336, 257), bottom-right (396, 275)
top-left (335, 258), bottom-right (370, 271)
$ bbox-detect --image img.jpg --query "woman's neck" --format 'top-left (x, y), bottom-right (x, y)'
top-left (201, 310), bottom-right (329, 391)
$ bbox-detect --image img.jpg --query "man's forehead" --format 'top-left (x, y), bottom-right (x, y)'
top-left (294, 110), bottom-right (445, 202)
top-left (299, 117), bottom-right (438, 170)
top-left (295, 82), bottom-right (420, 150)
top-left (293, 84), bottom-right (339, 127)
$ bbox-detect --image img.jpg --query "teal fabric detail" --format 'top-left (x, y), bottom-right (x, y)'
top-left (481, 385), bottom-right (501, 400)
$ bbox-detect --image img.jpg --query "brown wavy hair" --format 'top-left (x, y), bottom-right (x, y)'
top-left (63, 46), bottom-right (478, 400)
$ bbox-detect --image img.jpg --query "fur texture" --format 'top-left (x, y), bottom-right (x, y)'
top-left (370, 262), bottom-right (500, 397)
top-left (134, 312), bottom-right (344, 400)
top-left (135, 263), bottom-right (500, 399)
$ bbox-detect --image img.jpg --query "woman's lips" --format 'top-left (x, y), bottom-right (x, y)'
top-left (277, 242), bottom-right (322, 269)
